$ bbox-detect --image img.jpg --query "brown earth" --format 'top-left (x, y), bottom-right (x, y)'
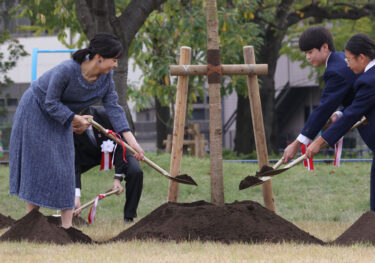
top-left (0, 209), bottom-right (93, 245)
top-left (239, 176), bottom-right (263, 190)
top-left (46, 215), bottom-right (89, 227)
top-left (0, 213), bottom-right (15, 229)
top-left (110, 200), bottom-right (325, 245)
top-left (333, 211), bottom-right (375, 246)
top-left (3, 202), bottom-right (375, 246)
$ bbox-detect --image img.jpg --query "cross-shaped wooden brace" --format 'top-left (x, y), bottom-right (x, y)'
top-left (167, 45), bottom-right (275, 212)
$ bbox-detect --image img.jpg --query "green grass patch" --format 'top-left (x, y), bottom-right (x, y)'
top-left (0, 153), bottom-right (371, 222)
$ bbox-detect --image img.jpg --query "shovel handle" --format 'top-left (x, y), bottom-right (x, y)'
top-left (87, 118), bottom-right (172, 179)
top-left (74, 188), bottom-right (119, 213)
top-left (272, 158), bottom-right (283, 170)
top-left (284, 154), bottom-right (306, 169)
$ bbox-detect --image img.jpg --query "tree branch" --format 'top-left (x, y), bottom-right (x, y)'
top-left (119, 0), bottom-right (167, 49)
top-left (92, 0), bottom-right (113, 33)
top-left (75, 0), bottom-right (96, 38)
top-left (107, 0), bottom-right (124, 42)
top-left (286, 3), bottom-right (375, 26)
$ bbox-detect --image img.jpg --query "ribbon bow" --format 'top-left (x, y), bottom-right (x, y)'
top-left (100, 140), bottom-right (115, 170)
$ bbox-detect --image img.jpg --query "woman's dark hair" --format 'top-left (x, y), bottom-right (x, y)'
top-left (345, 34), bottom-right (375, 60)
top-left (299, 26), bottom-right (335, 52)
top-left (73, 32), bottom-right (123, 64)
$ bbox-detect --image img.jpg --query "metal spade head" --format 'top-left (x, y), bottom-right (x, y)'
top-left (173, 174), bottom-right (198, 186)
top-left (255, 167), bottom-right (290, 178)
top-left (239, 175), bottom-right (264, 190)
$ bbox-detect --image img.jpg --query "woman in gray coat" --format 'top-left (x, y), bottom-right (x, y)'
top-left (9, 33), bottom-right (144, 229)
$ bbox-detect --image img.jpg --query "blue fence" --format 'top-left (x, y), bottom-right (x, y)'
top-left (31, 48), bottom-right (77, 81)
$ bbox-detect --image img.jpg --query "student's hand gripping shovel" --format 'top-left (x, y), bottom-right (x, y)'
top-left (239, 117), bottom-right (368, 190)
top-left (87, 118), bottom-right (197, 186)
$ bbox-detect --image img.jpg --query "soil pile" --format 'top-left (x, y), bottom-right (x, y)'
top-left (46, 215), bottom-right (89, 227)
top-left (0, 213), bottom-right (15, 229)
top-left (333, 211), bottom-right (375, 246)
top-left (0, 209), bottom-right (92, 245)
top-left (111, 200), bottom-right (324, 244)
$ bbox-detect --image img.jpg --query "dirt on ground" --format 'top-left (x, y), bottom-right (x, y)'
top-left (46, 215), bottom-right (89, 227)
top-left (3, 203), bottom-right (375, 246)
top-left (0, 213), bottom-right (15, 229)
top-left (0, 209), bottom-right (92, 245)
top-left (333, 211), bottom-right (375, 246)
top-left (111, 200), bottom-right (324, 245)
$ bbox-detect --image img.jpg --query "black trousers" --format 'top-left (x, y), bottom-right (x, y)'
top-left (76, 142), bottom-right (143, 220)
top-left (113, 146), bottom-right (143, 219)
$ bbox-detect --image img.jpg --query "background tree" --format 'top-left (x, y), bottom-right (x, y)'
top-left (130, 0), bottom-right (208, 149)
top-left (16, 0), bottom-right (167, 129)
top-left (0, 0), bottom-right (28, 148)
top-left (131, 0), bottom-right (263, 150)
top-left (238, 0), bottom-right (375, 154)
top-left (15, 0), bottom-right (375, 155)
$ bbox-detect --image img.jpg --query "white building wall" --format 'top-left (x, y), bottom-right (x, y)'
top-left (3, 35), bottom-right (141, 119)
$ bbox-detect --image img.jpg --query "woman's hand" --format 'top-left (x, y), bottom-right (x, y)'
top-left (72, 114), bottom-right (92, 134)
top-left (123, 131), bottom-right (145, 161)
top-left (132, 145), bottom-right (145, 161)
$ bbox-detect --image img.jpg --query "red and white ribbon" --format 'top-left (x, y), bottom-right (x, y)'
top-left (100, 140), bottom-right (114, 170)
top-left (301, 143), bottom-right (314, 171)
top-left (106, 129), bottom-right (127, 163)
top-left (334, 137), bottom-right (344, 167)
top-left (88, 194), bottom-right (105, 224)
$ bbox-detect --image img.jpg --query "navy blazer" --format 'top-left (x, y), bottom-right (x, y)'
top-left (322, 65), bottom-right (375, 151)
top-left (301, 51), bottom-right (356, 140)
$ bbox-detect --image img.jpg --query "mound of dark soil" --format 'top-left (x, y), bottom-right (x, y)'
top-left (0, 213), bottom-right (15, 229)
top-left (46, 215), bottom-right (89, 227)
top-left (111, 200), bottom-right (324, 245)
top-left (333, 211), bottom-right (375, 246)
top-left (0, 209), bottom-right (93, 245)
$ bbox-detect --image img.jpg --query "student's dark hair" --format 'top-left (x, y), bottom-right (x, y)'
top-left (73, 32), bottom-right (123, 64)
top-left (299, 26), bottom-right (335, 52)
top-left (345, 34), bottom-right (375, 60)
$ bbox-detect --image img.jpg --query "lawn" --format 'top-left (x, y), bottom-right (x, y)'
top-left (0, 153), bottom-right (374, 262)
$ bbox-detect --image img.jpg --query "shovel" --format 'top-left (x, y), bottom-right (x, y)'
top-left (51, 188), bottom-right (120, 218)
top-left (239, 154), bottom-right (307, 189)
top-left (87, 118), bottom-right (198, 186)
top-left (239, 117), bottom-right (368, 190)
top-left (74, 188), bottom-right (120, 213)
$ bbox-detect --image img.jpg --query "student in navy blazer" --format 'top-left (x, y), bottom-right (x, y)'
top-left (307, 34), bottom-right (375, 210)
top-left (282, 26), bottom-right (356, 163)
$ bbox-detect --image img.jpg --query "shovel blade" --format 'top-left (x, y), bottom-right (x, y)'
top-left (256, 167), bottom-right (290, 178)
top-left (239, 175), bottom-right (264, 190)
top-left (170, 174), bottom-right (198, 186)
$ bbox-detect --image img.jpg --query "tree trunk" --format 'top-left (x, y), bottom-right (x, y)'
top-left (206, 0), bottom-right (224, 205)
top-left (155, 96), bottom-right (171, 149)
top-left (75, 0), bottom-right (166, 132)
top-left (233, 94), bottom-right (254, 154)
top-left (113, 50), bottom-right (135, 130)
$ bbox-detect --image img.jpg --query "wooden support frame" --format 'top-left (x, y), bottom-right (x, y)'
top-left (167, 0), bottom-right (275, 211)
top-left (167, 46), bottom-right (191, 202)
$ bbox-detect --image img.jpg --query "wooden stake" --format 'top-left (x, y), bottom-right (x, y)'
top-left (167, 46), bottom-right (191, 202)
top-left (206, 0), bottom-right (224, 206)
top-left (243, 46), bottom-right (275, 212)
